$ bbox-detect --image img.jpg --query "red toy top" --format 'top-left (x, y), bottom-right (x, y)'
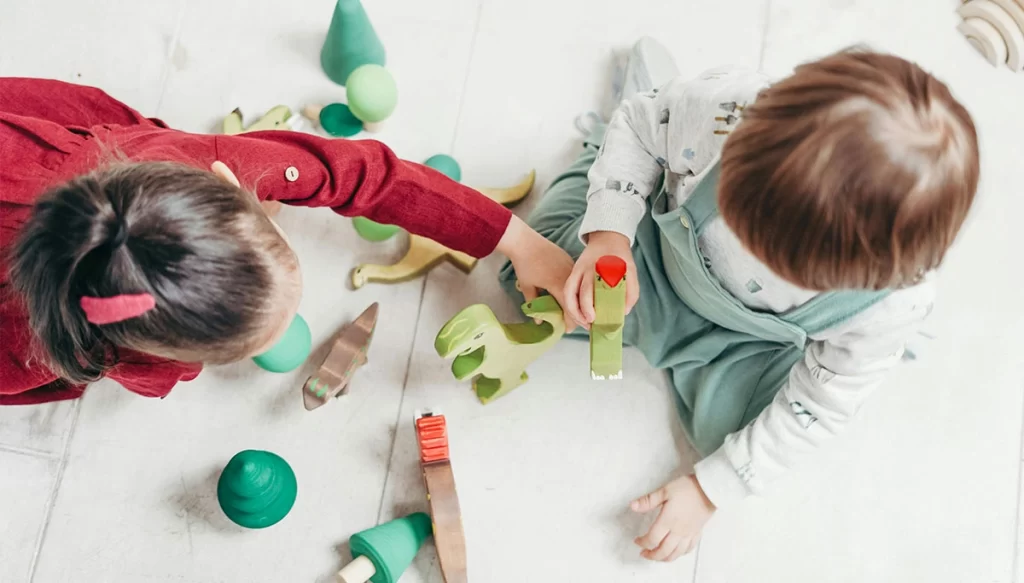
top-left (596, 255), bottom-right (627, 288)
top-left (416, 414), bottom-right (450, 464)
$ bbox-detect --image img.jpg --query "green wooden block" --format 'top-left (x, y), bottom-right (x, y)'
top-left (591, 256), bottom-right (626, 380)
top-left (435, 295), bottom-right (565, 403)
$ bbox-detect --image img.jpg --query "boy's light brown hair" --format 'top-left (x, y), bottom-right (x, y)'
top-left (718, 48), bottom-right (979, 291)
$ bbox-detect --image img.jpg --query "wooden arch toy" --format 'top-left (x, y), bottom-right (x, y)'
top-left (958, 0), bottom-right (1024, 71)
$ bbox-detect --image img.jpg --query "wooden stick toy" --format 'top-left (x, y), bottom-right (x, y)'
top-left (349, 171), bottom-right (535, 289)
top-left (415, 411), bottom-right (468, 583)
top-left (301, 302), bottom-right (378, 411)
top-left (336, 512), bottom-right (433, 583)
top-left (435, 295), bottom-right (565, 403)
top-left (590, 256), bottom-right (627, 380)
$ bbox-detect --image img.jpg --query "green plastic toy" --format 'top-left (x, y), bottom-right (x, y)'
top-left (423, 154), bottom-right (462, 182)
top-left (320, 102), bottom-right (364, 137)
top-left (346, 64), bottom-right (398, 123)
top-left (217, 450), bottom-right (297, 529)
top-left (221, 105), bottom-right (292, 135)
top-left (252, 314), bottom-right (312, 373)
top-left (337, 513), bottom-right (433, 583)
top-left (352, 216), bottom-right (400, 241)
top-left (320, 0), bottom-right (386, 86)
top-left (435, 295), bottom-right (565, 403)
top-left (591, 256), bottom-right (627, 380)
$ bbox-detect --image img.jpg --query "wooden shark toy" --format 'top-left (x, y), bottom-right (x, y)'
top-left (590, 256), bottom-right (627, 380)
top-left (349, 171), bottom-right (536, 289)
top-left (301, 302), bottom-right (378, 411)
top-left (434, 295), bottom-right (565, 403)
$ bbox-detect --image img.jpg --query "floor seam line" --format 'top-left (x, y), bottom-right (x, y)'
top-left (1012, 386), bottom-right (1024, 583)
top-left (153, 0), bottom-right (188, 116)
top-left (758, 0), bottom-right (772, 71)
top-left (28, 399), bottom-right (82, 583)
top-left (0, 443), bottom-right (60, 460)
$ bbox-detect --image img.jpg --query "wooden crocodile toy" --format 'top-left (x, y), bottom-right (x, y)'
top-left (590, 256), bottom-right (627, 380)
top-left (349, 171), bottom-right (536, 289)
top-left (301, 302), bottom-right (378, 411)
top-left (434, 295), bottom-right (565, 403)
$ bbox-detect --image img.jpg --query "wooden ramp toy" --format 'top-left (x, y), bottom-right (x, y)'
top-left (435, 295), bottom-right (565, 403)
top-left (415, 411), bottom-right (468, 583)
top-left (349, 171), bottom-right (536, 289)
top-left (590, 256), bottom-right (627, 380)
top-left (301, 302), bottom-right (378, 411)
top-left (957, 0), bottom-right (1024, 71)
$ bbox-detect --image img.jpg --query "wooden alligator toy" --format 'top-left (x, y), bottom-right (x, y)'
top-left (591, 256), bottom-right (627, 380)
top-left (221, 105), bottom-right (296, 217)
top-left (301, 302), bottom-right (378, 411)
top-left (415, 410), bottom-right (468, 583)
top-left (349, 171), bottom-right (536, 289)
top-left (434, 295), bottom-right (565, 403)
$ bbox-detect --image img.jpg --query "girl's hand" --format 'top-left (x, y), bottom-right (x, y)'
top-left (631, 475), bottom-right (716, 561)
top-left (497, 216), bottom-right (578, 329)
top-left (563, 231), bottom-right (639, 329)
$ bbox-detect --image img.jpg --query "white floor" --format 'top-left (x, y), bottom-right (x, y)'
top-left (1, 0), bottom-right (1022, 581)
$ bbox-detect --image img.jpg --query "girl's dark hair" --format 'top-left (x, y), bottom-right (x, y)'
top-left (9, 161), bottom-right (297, 384)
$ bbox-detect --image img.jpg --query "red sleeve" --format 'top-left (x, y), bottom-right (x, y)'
top-left (105, 353), bottom-right (203, 399)
top-left (0, 77), bottom-right (165, 129)
top-left (212, 131), bottom-right (512, 258)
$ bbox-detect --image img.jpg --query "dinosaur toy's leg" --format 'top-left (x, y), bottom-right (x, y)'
top-left (472, 370), bottom-right (530, 403)
top-left (350, 235), bottom-right (476, 289)
top-left (473, 170), bottom-right (535, 208)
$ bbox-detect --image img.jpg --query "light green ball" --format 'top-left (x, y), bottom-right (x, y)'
top-left (352, 216), bottom-right (400, 242)
top-left (346, 64), bottom-right (398, 123)
top-left (252, 314), bottom-right (312, 373)
top-left (423, 154), bottom-right (461, 182)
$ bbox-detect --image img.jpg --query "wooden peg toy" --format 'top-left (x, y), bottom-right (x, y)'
top-left (435, 295), bottom-right (565, 403)
top-left (591, 256), bottom-right (627, 380)
top-left (415, 411), bottom-right (468, 583)
top-left (301, 302), bottom-right (378, 411)
top-left (349, 171), bottom-right (536, 288)
top-left (336, 512), bottom-right (433, 583)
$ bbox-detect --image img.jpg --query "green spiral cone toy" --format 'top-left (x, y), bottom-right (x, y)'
top-left (338, 512), bottom-right (433, 583)
top-left (320, 0), bottom-right (386, 86)
top-left (217, 450), bottom-right (297, 529)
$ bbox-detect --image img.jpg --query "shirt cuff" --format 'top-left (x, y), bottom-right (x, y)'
top-left (694, 446), bottom-right (752, 509)
top-left (577, 189), bottom-right (646, 246)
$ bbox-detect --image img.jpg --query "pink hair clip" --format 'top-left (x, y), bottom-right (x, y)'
top-left (80, 293), bottom-right (156, 325)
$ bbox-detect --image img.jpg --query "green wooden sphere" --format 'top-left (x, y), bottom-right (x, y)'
top-left (320, 102), bottom-right (363, 137)
top-left (352, 216), bottom-right (400, 241)
top-left (423, 154), bottom-right (461, 182)
top-left (346, 64), bottom-right (398, 123)
top-left (252, 314), bottom-right (312, 373)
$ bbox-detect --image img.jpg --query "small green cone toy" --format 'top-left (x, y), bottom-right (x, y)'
top-left (337, 512), bottom-right (433, 583)
top-left (320, 0), bottom-right (386, 86)
top-left (217, 450), bottom-right (297, 529)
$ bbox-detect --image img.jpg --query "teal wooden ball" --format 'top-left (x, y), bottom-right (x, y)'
top-left (423, 154), bottom-right (461, 182)
top-left (253, 314), bottom-right (312, 373)
top-left (346, 65), bottom-right (398, 123)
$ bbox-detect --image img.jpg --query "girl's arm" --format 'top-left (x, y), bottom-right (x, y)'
top-left (212, 131), bottom-right (512, 259)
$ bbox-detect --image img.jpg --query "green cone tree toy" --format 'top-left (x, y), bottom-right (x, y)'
top-left (321, 0), bottom-right (386, 86)
top-left (217, 450), bottom-right (297, 529)
top-left (337, 512), bottom-right (433, 583)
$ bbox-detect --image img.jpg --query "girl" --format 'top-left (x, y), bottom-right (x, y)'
top-left (0, 77), bottom-right (574, 405)
top-left (499, 40), bottom-right (978, 560)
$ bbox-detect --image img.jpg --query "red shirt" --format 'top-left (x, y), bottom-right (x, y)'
top-left (0, 77), bottom-right (512, 405)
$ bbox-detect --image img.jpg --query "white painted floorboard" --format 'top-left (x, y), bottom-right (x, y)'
top-left (2, 0), bottom-right (1023, 581)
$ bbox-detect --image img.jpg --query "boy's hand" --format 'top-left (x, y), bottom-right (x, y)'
top-left (563, 231), bottom-right (639, 329)
top-left (631, 475), bottom-right (715, 561)
top-left (498, 216), bottom-right (578, 329)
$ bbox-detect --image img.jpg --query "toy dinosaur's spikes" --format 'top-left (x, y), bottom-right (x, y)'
top-left (221, 105), bottom-right (292, 135)
top-left (301, 302), bottom-right (379, 410)
top-left (435, 295), bottom-right (565, 403)
top-left (591, 256), bottom-right (627, 380)
top-left (351, 235), bottom-right (476, 289)
top-left (472, 170), bottom-right (535, 207)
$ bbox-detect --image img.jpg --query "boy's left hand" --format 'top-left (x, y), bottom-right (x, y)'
top-left (631, 474), bottom-right (716, 561)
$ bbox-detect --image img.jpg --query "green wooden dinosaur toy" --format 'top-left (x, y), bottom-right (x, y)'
top-left (221, 105), bottom-right (293, 135)
top-left (434, 295), bottom-right (565, 404)
top-left (591, 256), bottom-right (626, 380)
